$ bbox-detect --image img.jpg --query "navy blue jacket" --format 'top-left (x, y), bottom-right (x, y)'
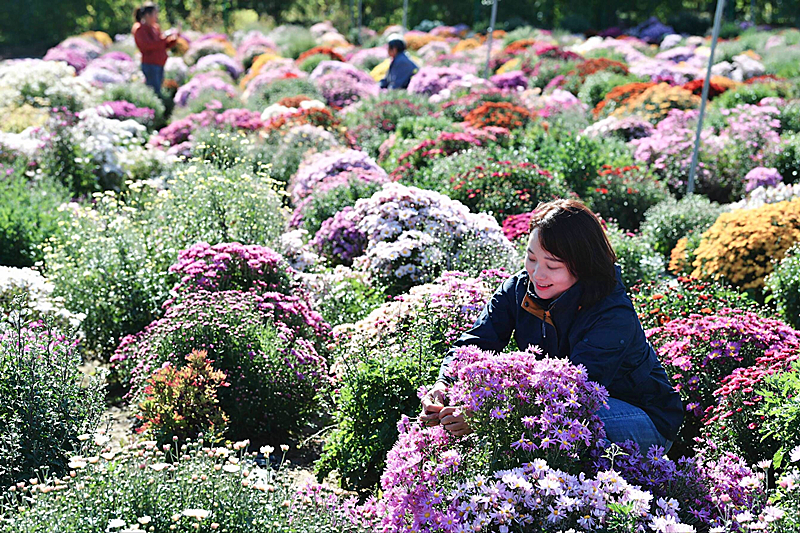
top-left (438, 267), bottom-right (683, 441)
top-left (379, 52), bottom-right (419, 90)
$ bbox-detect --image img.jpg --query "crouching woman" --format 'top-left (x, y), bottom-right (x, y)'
top-left (420, 199), bottom-right (683, 452)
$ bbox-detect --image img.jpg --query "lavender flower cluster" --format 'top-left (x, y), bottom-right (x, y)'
top-left (191, 53), bottom-right (245, 80)
top-left (173, 72), bottom-right (238, 107)
top-left (290, 148), bottom-right (386, 203)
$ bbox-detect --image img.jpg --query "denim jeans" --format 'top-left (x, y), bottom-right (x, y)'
top-left (141, 63), bottom-right (164, 97)
top-left (597, 397), bottom-right (673, 453)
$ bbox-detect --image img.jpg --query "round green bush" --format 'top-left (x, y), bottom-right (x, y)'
top-left (775, 133), bottom-right (800, 184)
top-left (102, 82), bottom-right (167, 129)
top-left (0, 315), bottom-right (105, 486)
top-left (640, 195), bottom-right (726, 258)
top-left (578, 72), bottom-right (643, 109)
top-left (714, 82), bottom-right (795, 109)
top-left (766, 243), bottom-right (800, 329)
top-left (0, 163), bottom-right (70, 267)
top-left (245, 78), bottom-right (323, 110)
top-left (298, 53), bottom-right (329, 73)
top-left (605, 222), bottom-right (664, 289)
top-left (582, 165), bottom-right (670, 231)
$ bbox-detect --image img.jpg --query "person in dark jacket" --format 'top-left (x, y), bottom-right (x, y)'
top-left (133, 3), bottom-right (177, 97)
top-left (379, 39), bottom-right (419, 90)
top-left (420, 199), bottom-right (683, 452)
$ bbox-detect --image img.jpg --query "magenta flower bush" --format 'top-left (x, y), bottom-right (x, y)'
top-left (111, 289), bottom-right (329, 438)
top-left (745, 166), bottom-right (783, 192)
top-left (407, 66), bottom-right (473, 96)
top-left (312, 206), bottom-right (367, 266)
top-left (149, 107), bottom-right (263, 148)
top-left (168, 241), bottom-right (292, 294)
top-left (95, 100), bottom-right (155, 126)
top-left (490, 71), bottom-right (528, 91)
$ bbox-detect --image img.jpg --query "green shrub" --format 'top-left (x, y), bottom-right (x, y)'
top-left (298, 53), bottom-right (329, 73)
top-left (764, 46), bottom-right (800, 78)
top-left (308, 267), bottom-right (386, 328)
top-left (344, 94), bottom-right (436, 158)
top-left (605, 222), bottom-right (663, 289)
top-left (44, 162), bottom-right (286, 358)
top-left (245, 77), bottom-right (323, 109)
top-left (42, 186), bottom-right (175, 358)
top-left (1, 438), bottom-right (367, 533)
top-left (159, 161), bottom-right (286, 250)
top-left (0, 313), bottom-right (105, 487)
top-left (631, 276), bottom-right (765, 331)
top-left (37, 111), bottom-right (99, 196)
top-left (300, 176), bottom-right (384, 235)
top-left (640, 195), bottom-right (726, 258)
top-left (776, 133), bottom-right (800, 184)
top-left (102, 82), bottom-right (167, 129)
top-left (190, 128), bottom-right (269, 171)
top-left (0, 164), bottom-right (70, 267)
top-left (714, 82), bottom-right (795, 109)
top-left (274, 26), bottom-right (318, 59)
top-left (411, 149), bottom-right (571, 221)
top-left (756, 363), bottom-right (800, 469)
top-left (766, 243), bottom-right (800, 329)
top-left (518, 130), bottom-right (635, 194)
top-left (779, 100), bottom-right (800, 134)
top-left (582, 165), bottom-right (670, 231)
top-left (667, 11), bottom-right (710, 36)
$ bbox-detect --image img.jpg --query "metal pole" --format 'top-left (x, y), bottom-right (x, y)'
top-left (350, 0), bottom-right (355, 35)
top-left (687, 0), bottom-right (725, 195)
top-left (357, 0), bottom-right (363, 44)
top-left (403, 0), bottom-right (409, 32)
top-left (483, 0), bottom-right (499, 79)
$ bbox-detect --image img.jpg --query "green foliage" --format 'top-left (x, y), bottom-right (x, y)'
top-left (582, 165), bottom-right (670, 231)
top-left (37, 112), bottom-right (99, 197)
top-left (0, 312), bottom-right (105, 487)
top-left (756, 363), bottom-right (800, 470)
top-left (640, 195), bottom-right (726, 258)
top-left (775, 133), bottom-right (800, 184)
top-left (778, 100), bottom-right (800, 134)
top-left (517, 130), bottom-right (635, 194)
top-left (42, 187), bottom-right (176, 358)
top-left (344, 94), bottom-right (436, 158)
top-left (102, 83), bottom-right (167, 130)
top-left (667, 11), bottom-right (710, 35)
top-left (170, 89), bottom-right (242, 121)
top-left (298, 53), bottom-right (329, 73)
top-left (631, 276), bottom-right (764, 331)
top-left (605, 223), bottom-right (664, 290)
top-left (764, 46), bottom-right (800, 78)
top-left (0, 164), bottom-right (70, 268)
top-left (301, 177), bottom-right (383, 236)
top-left (0, 438), bottom-right (367, 533)
top-left (273, 26), bottom-right (317, 59)
top-left (766, 243), bottom-right (800, 329)
top-left (410, 148), bottom-right (571, 221)
top-left (244, 77), bottom-right (323, 110)
top-left (714, 82), bottom-right (796, 109)
top-left (311, 269), bottom-right (386, 327)
top-left (136, 349), bottom-right (229, 446)
top-left (190, 129), bottom-right (269, 171)
top-left (43, 161), bottom-right (285, 358)
top-left (316, 302), bottom-right (452, 491)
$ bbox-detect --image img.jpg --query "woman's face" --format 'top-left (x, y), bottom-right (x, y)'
top-left (525, 228), bottom-right (578, 300)
top-left (144, 9), bottom-right (159, 25)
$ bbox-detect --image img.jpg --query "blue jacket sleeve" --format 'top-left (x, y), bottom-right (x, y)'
top-left (436, 275), bottom-right (518, 384)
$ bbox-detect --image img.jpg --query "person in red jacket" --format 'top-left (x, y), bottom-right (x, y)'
top-left (132, 3), bottom-right (177, 96)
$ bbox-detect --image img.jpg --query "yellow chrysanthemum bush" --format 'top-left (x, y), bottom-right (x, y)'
top-left (611, 82), bottom-right (700, 124)
top-left (690, 198), bottom-right (800, 290)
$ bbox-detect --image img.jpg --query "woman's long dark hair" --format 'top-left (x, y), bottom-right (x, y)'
top-left (528, 199), bottom-right (618, 308)
top-left (135, 2), bottom-right (157, 22)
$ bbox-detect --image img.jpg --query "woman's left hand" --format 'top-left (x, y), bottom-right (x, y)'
top-left (438, 406), bottom-right (472, 437)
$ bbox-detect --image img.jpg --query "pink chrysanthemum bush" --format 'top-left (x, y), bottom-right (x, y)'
top-left (111, 242), bottom-right (331, 441)
top-left (370, 348), bottom-right (701, 533)
top-left (648, 308), bottom-right (800, 461)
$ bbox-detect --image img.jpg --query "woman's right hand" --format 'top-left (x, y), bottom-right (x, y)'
top-left (419, 382), bottom-right (448, 427)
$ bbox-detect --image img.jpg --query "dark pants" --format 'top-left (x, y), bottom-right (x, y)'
top-left (141, 63), bottom-right (164, 97)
